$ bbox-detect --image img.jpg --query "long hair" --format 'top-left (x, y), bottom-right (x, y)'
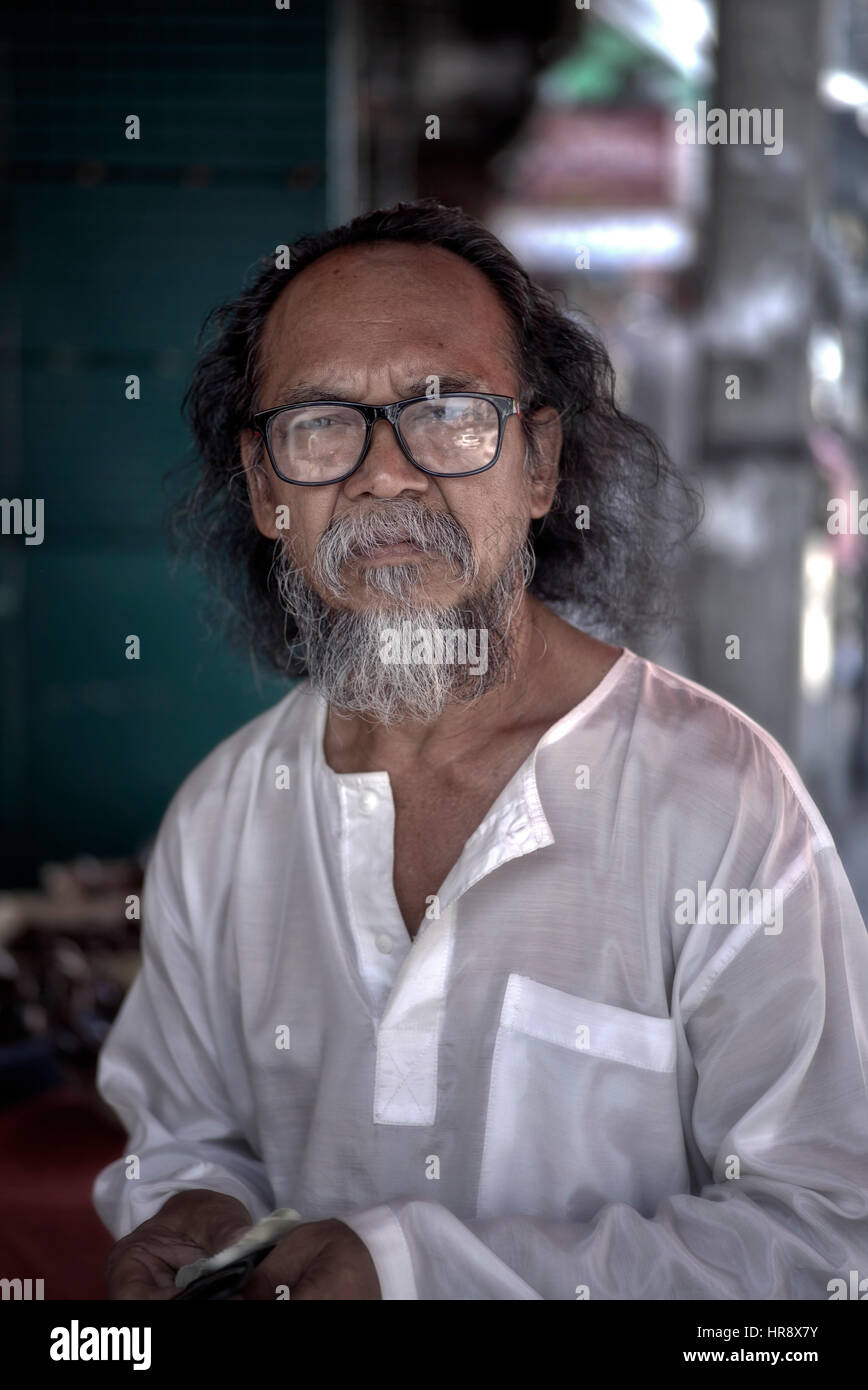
top-left (168, 198), bottom-right (702, 678)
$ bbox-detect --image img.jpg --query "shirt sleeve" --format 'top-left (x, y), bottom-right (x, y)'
top-left (341, 844), bottom-right (868, 1299)
top-left (92, 857), bottom-right (274, 1240)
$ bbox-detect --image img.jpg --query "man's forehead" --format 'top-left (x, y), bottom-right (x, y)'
top-left (258, 247), bottom-right (517, 397)
top-left (262, 241), bottom-right (512, 340)
top-left (266, 368), bottom-right (494, 407)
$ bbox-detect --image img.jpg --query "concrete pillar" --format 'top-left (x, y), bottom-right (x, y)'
top-left (688, 0), bottom-right (825, 761)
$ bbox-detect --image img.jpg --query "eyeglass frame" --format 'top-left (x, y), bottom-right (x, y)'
top-left (250, 392), bottom-right (523, 487)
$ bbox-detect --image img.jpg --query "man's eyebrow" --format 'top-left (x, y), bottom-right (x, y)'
top-left (409, 373), bottom-right (488, 396)
top-left (266, 372), bottom-right (489, 408)
top-left (270, 380), bottom-right (336, 407)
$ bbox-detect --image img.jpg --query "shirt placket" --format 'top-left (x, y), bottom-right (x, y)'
top-left (367, 766), bottom-right (555, 1127)
top-left (338, 773), bottom-right (411, 1014)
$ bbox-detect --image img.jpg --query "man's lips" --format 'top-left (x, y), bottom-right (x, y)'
top-left (356, 539), bottom-right (428, 560)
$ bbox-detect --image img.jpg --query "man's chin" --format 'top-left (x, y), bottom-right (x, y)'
top-left (276, 537), bottom-right (530, 720)
top-left (318, 585), bottom-right (464, 623)
top-left (320, 668), bottom-right (488, 727)
top-left (306, 607), bottom-right (495, 723)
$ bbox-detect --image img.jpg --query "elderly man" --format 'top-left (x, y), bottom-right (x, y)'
top-left (94, 200), bottom-right (868, 1300)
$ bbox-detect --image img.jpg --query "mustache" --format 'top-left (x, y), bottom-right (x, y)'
top-left (311, 500), bottom-right (478, 595)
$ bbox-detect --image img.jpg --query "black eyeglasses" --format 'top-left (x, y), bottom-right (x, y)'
top-left (251, 392), bottom-right (521, 487)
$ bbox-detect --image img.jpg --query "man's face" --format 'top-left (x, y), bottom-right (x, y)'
top-left (241, 241), bottom-right (559, 723)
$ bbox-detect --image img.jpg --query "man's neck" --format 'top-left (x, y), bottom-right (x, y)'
top-left (322, 594), bottom-right (617, 776)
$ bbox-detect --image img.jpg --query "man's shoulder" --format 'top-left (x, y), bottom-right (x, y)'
top-left (627, 653), bottom-right (832, 850)
top-left (139, 680), bottom-right (316, 926)
top-left (162, 679), bottom-right (313, 831)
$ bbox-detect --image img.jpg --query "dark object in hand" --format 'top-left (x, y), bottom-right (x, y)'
top-left (173, 1243), bottom-right (277, 1301)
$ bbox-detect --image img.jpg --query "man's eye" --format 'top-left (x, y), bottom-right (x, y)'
top-left (426, 402), bottom-right (465, 421)
top-left (299, 416), bottom-right (339, 430)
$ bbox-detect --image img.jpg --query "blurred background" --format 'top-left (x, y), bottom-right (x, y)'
top-left (0, 0), bottom-right (866, 1296)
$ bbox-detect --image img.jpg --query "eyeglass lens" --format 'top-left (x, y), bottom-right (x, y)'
top-left (267, 395), bottom-right (501, 482)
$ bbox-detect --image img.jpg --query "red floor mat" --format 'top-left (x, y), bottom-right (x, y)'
top-left (0, 1083), bottom-right (124, 1300)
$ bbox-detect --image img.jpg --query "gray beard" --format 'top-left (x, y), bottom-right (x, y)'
top-left (272, 508), bottom-right (536, 727)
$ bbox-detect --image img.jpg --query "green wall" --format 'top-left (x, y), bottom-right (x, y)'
top-left (1, 1), bottom-right (328, 883)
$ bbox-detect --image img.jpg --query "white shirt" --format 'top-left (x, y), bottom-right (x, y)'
top-left (92, 648), bottom-right (868, 1299)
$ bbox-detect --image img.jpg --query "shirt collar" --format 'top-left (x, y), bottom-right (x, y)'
top-left (304, 649), bottom-right (634, 910)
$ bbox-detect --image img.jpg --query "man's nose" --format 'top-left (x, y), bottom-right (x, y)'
top-left (343, 417), bottom-right (429, 499)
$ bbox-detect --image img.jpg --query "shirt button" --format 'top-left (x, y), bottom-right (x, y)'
top-left (359, 790), bottom-right (379, 814)
top-left (375, 933), bottom-right (395, 955)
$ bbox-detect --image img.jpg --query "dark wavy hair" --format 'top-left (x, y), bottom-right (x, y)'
top-left (169, 198), bottom-right (702, 678)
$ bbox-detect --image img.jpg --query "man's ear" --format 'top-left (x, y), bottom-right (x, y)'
top-left (240, 428), bottom-right (280, 539)
top-left (525, 407), bottom-right (562, 519)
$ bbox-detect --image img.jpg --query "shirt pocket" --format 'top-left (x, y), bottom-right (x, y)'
top-left (476, 973), bottom-right (689, 1222)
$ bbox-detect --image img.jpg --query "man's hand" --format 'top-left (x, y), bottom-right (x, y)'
top-left (105, 1190), bottom-right (254, 1300)
top-left (239, 1218), bottom-right (381, 1300)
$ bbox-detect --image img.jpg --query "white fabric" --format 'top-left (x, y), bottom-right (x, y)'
top-left (92, 648), bottom-right (868, 1299)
